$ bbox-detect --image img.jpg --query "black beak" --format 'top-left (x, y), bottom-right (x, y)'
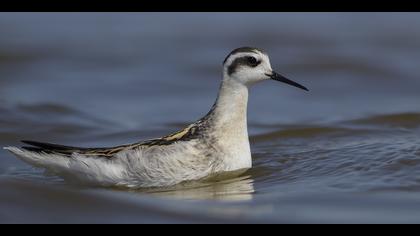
top-left (265, 71), bottom-right (308, 91)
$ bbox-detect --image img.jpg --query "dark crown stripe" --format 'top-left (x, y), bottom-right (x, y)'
top-left (223, 47), bottom-right (263, 65)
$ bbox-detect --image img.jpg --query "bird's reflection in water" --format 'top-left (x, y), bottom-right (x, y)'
top-left (137, 175), bottom-right (255, 201)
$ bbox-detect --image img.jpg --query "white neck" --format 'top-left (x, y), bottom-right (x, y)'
top-left (205, 75), bottom-right (252, 170)
top-left (212, 77), bottom-right (249, 132)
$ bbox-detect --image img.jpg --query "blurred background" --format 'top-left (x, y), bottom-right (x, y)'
top-left (1, 13), bottom-right (420, 223)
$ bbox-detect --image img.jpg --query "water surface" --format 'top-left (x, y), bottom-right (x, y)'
top-left (1, 13), bottom-right (420, 223)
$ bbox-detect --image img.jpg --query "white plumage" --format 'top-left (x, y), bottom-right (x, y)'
top-left (4, 47), bottom-right (308, 188)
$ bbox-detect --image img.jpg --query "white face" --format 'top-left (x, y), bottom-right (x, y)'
top-left (223, 49), bottom-right (273, 86)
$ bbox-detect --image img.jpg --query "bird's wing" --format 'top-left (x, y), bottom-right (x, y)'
top-left (19, 123), bottom-right (202, 158)
top-left (20, 140), bottom-right (132, 158)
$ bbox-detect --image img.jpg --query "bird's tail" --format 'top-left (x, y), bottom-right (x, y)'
top-left (3, 146), bottom-right (71, 171)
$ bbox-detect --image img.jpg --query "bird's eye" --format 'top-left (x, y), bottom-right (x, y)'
top-left (247, 56), bottom-right (259, 67)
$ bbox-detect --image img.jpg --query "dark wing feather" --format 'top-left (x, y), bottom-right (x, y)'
top-left (20, 122), bottom-right (205, 158)
top-left (20, 140), bottom-right (126, 158)
top-left (21, 140), bottom-right (86, 152)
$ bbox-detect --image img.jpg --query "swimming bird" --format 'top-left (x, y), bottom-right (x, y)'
top-left (4, 47), bottom-right (308, 188)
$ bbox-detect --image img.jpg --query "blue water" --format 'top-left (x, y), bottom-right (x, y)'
top-left (1, 13), bottom-right (420, 223)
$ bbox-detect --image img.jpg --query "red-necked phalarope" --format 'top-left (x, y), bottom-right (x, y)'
top-left (4, 47), bottom-right (308, 188)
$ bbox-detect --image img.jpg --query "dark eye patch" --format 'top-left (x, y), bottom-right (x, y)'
top-left (227, 56), bottom-right (261, 75)
top-left (246, 56), bottom-right (260, 67)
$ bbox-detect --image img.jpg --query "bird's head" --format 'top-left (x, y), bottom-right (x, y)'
top-left (223, 47), bottom-right (308, 91)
